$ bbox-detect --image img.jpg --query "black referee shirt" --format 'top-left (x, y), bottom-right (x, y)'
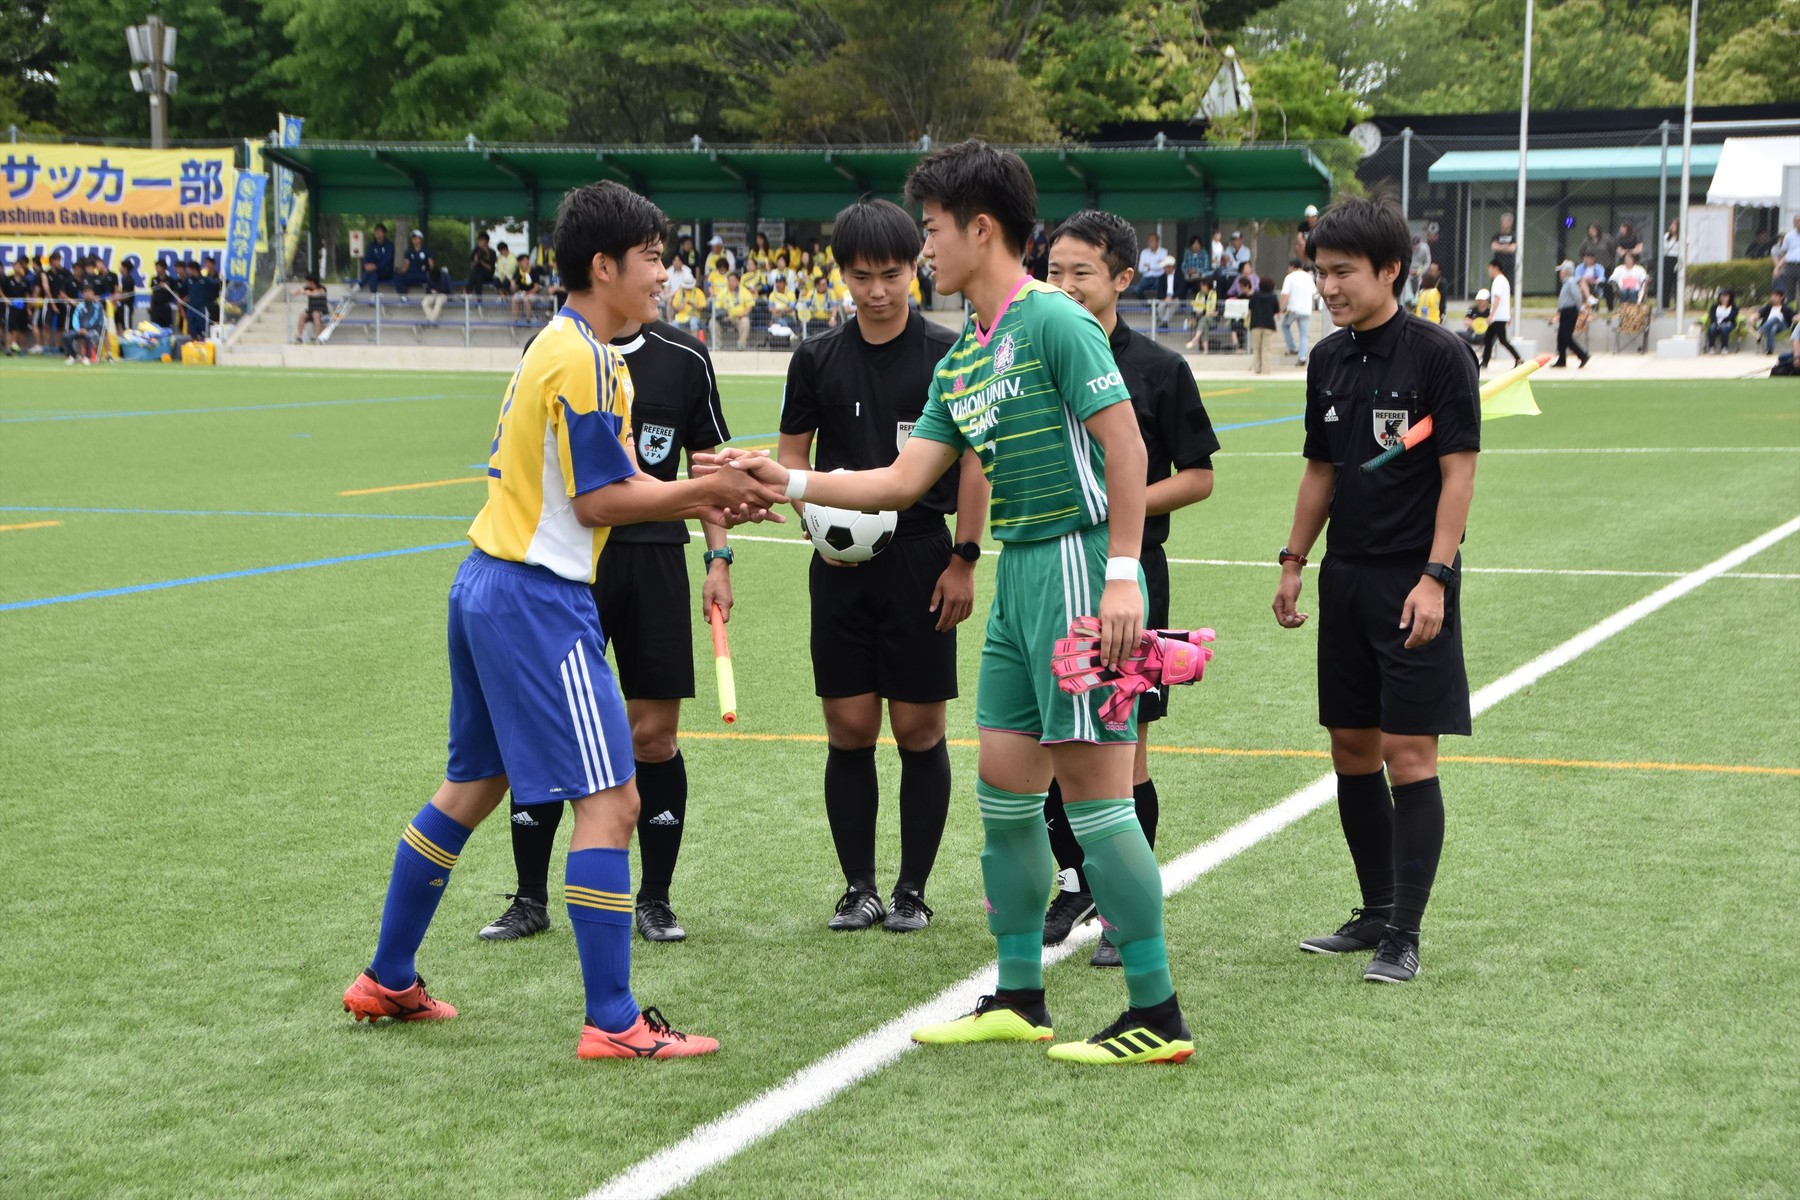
top-left (1302, 307), bottom-right (1480, 562)
top-left (607, 320), bottom-right (731, 545)
top-left (780, 311), bottom-right (961, 538)
top-left (1107, 320), bottom-right (1219, 548)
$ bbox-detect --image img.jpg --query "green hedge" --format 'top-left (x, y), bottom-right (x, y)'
top-left (1686, 258), bottom-right (1781, 302)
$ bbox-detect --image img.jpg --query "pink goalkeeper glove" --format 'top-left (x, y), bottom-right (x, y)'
top-left (1051, 616), bottom-right (1216, 729)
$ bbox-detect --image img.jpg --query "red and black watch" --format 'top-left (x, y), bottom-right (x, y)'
top-left (1278, 547), bottom-right (1308, 567)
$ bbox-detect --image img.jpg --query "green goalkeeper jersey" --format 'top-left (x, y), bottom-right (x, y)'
top-left (909, 277), bottom-right (1131, 543)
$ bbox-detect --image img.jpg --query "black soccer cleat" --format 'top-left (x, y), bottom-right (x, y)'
top-left (1090, 931), bottom-right (1121, 968)
top-left (1364, 930), bottom-right (1421, 983)
top-left (477, 894), bottom-right (550, 941)
top-left (1043, 889), bottom-right (1097, 946)
top-left (882, 889), bottom-right (933, 933)
top-left (828, 887), bottom-right (886, 931)
top-left (634, 899), bottom-right (687, 943)
top-left (1299, 907), bottom-right (1390, 955)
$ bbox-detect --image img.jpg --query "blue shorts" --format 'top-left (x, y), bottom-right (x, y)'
top-left (445, 550), bottom-right (634, 804)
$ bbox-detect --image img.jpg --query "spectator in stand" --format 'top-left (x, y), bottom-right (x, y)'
top-left (184, 259), bottom-right (219, 339)
top-left (148, 260), bottom-right (177, 329)
top-left (1489, 212), bottom-right (1517, 288)
top-left (1133, 232), bottom-right (1169, 299)
top-left (493, 241), bottom-right (517, 296)
top-left (1480, 257), bottom-right (1523, 370)
top-left (296, 273), bottom-right (330, 343)
top-left (1226, 258), bottom-right (1259, 299)
top-left (750, 231), bottom-right (775, 274)
top-left (1177, 235), bottom-right (1209, 301)
top-left (1579, 223), bottom-right (1615, 308)
top-left (1294, 204), bottom-right (1319, 259)
top-left (1754, 288), bottom-right (1792, 354)
top-left (706, 250), bottom-right (732, 298)
top-left (1746, 225), bottom-right (1775, 260)
top-left (116, 255), bottom-right (144, 330)
top-left (466, 232), bottom-right (498, 296)
top-left (1182, 277), bottom-right (1218, 353)
top-left (395, 229), bottom-right (435, 297)
top-left (44, 250), bottom-right (77, 343)
top-left (1406, 235), bottom-right (1431, 304)
top-left (779, 239), bottom-right (803, 271)
top-left (1278, 256), bottom-right (1317, 365)
top-left (1703, 289), bottom-right (1739, 353)
top-left (671, 275), bottom-right (709, 336)
top-left (1661, 219), bottom-right (1682, 310)
top-left (1614, 221), bottom-right (1644, 271)
top-left (1460, 288), bottom-right (1491, 349)
top-left (768, 275), bottom-right (797, 327)
top-left (719, 270), bottom-right (755, 349)
top-left (1247, 275), bottom-right (1280, 374)
top-left (2, 258), bottom-right (31, 354)
top-left (673, 233), bottom-right (699, 272)
top-left (62, 284), bottom-right (106, 362)
top-left (360, 223), bottom-right (395, 293)
top-left (510, 257), bottom-right (542, 323)
top-left (1025, 226), bottom-right (1049, 280)
top-left (1551, 260), bottom-right (1591, 369)
top-left (1776, 214), bottom-right (1800, 309)
top-left (1210, 227), bottom-right (1228, 294)
top-left (1611, 252), bottom-right (1648, 304)
top-left (1223, 229), bottom-right (1251, 276)
top-left (1575, 251), bottom-right (1606, 311)
top-left (1414, 263), bottom-right (1444, 325)
top-left (706, 234), bottom-right (734, 276)
top-left (90, 257), bottom-right (119, 321)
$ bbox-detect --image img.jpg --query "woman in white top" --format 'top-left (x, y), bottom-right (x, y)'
top-left (1661, 220), bottom-right (1680, 310)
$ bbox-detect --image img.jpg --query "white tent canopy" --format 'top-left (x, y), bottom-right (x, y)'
top-left (1705, 136), bottom-right (1800, 207)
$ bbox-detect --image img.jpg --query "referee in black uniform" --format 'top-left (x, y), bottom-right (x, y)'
top-left (778, 199), bottom-right (989, 933)
top-left (1039, 210), bottom-right (1219, 966)
top-left (1273, 197), bottom-right (1479, 983)
top-left (478, 315), bottom-right (733, 944)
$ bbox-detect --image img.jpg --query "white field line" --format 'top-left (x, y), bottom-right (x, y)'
top-left (684, 531), bottom-right (1800, 582)
top-left (587, 512), bottom-right (1800, 1200)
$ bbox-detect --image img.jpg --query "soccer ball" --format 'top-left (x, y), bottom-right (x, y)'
top-left (802, 493), bottom-right (897, 563)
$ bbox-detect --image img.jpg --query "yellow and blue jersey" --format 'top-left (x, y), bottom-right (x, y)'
top-left (467, 307), bottom-right (638, 583)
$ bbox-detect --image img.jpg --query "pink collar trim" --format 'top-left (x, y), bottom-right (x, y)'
top-left (973, 274), bottom-right (1032, 347)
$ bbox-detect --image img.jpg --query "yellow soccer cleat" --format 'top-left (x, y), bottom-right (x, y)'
top-left (911, 994), bottom-right (1053, 1045)
top-left (1046, 1008), bottom-right (1194, 1065)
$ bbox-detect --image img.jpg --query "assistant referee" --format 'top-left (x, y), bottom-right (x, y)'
top-left (1272, 197), bottom-right (1479, 984)
top-left (1040, 209), bottom-right (1219, 967)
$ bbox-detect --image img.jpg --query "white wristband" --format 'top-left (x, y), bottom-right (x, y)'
top-left (1104, 557), bottom-right (1139, 582)
top-left (785, 469), bottom-right (809, 501)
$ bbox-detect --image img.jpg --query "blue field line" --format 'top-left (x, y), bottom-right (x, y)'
top-left (0, 541), bottom-right (467, 612)
top-left (0, 393), bottom-right (452, 423)
top-left (0, 504), bottom-right (469, 523)
top-left (1215, 413), bottom-right (1305, 432)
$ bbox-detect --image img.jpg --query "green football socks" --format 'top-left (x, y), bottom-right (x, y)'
top-left (1067, 798), bottom-right (1173, 1008)
top-left (976, 779), bottom-right (1054, 992)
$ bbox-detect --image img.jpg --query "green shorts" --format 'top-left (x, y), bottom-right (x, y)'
top-left (976, 525), bottom-right (1147, 745)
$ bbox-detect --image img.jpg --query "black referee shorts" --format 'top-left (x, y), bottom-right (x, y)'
top-left (592, 541), bottom-right (695, 701)
top-left (1138, 542), bottom-right (1171, 725)
top-left (1316, 554), bottom-right (1471, 736)
top-left (809, 526), bottom-right (959, 703)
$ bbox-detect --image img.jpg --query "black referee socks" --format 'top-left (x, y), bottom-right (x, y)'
top-left (509, 798), bottom-right (564, 905)
top-left (634, 752), bottom-right (688, 905)
top-left (824, 743), bottom-right (880, 892)
top-left (1389, 776), bottom-right (1445, 934)
top-left (1335, 770), bottom-right (1395, 916)
top-left (1040, 777), bottom-right (1160, 895)
top-left (895, 739), bottom-right (951, 895)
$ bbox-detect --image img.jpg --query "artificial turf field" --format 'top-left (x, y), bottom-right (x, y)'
top-left (2, 359), bottom-right (1797, 1200)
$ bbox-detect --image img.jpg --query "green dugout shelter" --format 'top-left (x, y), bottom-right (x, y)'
top-left (263, 140), bottom-right (1332, 245)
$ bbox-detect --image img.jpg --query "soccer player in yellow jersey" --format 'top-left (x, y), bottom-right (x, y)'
top-left (342, 181), bottom-right (783, 1059)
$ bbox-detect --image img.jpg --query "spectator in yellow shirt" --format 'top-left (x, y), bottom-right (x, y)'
top-left (1183, 278), bottom-right (1219, 352)
top-left (720, 271), bottom-right (756, 348)
top-left (1414, 264), bottom-right (1443, 324)
top-left (768, 279), bottom-right (797, 324)
top-left (672, 281), bottom-right (709, 335)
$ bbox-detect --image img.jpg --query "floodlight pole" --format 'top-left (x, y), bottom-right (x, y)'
top-left (1514, 0), bottom-right (1533, 306)
top-left (1675, 0), bottom-right (1698, 338)
top-left (127, 13), bottom-right (173, 149)
top-left (1657, 120), bottom-right (1671, 308)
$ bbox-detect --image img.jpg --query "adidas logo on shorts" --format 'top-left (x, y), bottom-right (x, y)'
top-left (1324, 405), bottom-right (1339, 422)
top-left (648, 810), bottom-right (680, 826)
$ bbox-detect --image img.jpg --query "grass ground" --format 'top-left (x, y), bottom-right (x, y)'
top-left (1, 360), bottom-right (1796, 1199)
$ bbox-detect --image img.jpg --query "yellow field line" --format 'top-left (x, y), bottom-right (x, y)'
top-left (675, 730), bottom-right (1798, 777)
top-left (337, 477), bottom-right (486, 496)
top-left (1207, 387), bottom-right (1254, 397)
top-left (0, 519), bottom-right (61, 532)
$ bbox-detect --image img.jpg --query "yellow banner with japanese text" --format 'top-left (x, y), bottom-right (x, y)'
top-left (0, 143), bottom-right (235, 243)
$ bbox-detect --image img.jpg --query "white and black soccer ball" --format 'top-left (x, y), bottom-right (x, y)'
top-left (802, 496), bottom-right (897, 563)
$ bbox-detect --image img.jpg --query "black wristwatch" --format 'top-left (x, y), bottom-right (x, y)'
top-left (703, 546), bottom-right (734, 567)
top-left (1421, 561), bottom-right (1455, 585)
top-left (951, 541), bottom-right (981, 563)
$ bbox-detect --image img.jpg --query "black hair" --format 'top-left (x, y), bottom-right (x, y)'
top-left (1257, 275), bottom-right (1275, 293)
top-left (374, 222), bottom-right (387, 233)
top-left (1289, 256), bottom-right (1303, 268)
top-left (497, 241), bottom-right (509, 252)
top-left (553, 180), bottom-right (670, 292)
top-left (477, 231), bottom-right (489, 241)
top-left (904, 139), bottom-right (1037, 256)
top-left (305, 272), bottom-right (322, 286)
top-left (1489, 256), bottom-right (1505, 270)
top-left (1049, 209), bottom-right (1137, 277)
top-left (1306, 197), bottom-right (1410, 298)
top-left (830, 198), bottom-right (923, 271)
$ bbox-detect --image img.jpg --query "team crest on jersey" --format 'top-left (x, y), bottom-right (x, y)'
top-left (638, 423), bottom-right (676, 465)
top-left (1373, 409), bottom-right (1410, 448)
top-left (993, 333), bottom-right (1017, 373)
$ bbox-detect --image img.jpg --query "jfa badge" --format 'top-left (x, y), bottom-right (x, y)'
top-left (1372, 408), bottom-right (1410, 449)
top-left (896, 420), bottom-right (915, 454)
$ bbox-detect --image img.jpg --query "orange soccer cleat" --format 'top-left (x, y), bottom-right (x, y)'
top-left (577, 1007), bottom-right (719, 1060)
top-left (342, 969), bottom-right (458, 1022)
